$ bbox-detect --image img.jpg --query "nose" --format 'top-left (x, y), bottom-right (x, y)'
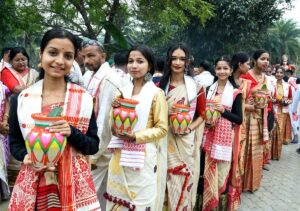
top-left (83, 56), bottom-right (90, 66)
top-left (132, 61), bottom-right (138, 68)
top-left (56, 54), bottom-right (64, 65)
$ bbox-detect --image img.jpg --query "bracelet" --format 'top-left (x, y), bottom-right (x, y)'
top-left (187, 128), bottom-right (192, 133)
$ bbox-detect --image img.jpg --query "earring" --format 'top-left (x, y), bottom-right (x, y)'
top-left (37, 62), bottom-right (42, 68)
top-left (144, 72), bottom-right (152, 81)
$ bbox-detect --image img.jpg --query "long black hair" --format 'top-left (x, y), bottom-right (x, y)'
top-left (159, 43), bottom-right (193, 91)
top-left (126, 44), bottom-right (156, 75)
top-left (38, 28), bottom-right (79, 81)
top-left (231, 52), bottom-right (250, 72)
top-left (214, 56), bottom-right (238, 88)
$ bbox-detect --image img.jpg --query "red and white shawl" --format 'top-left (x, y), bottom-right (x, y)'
top-left (9, 80), bottom-right (100, 211)
top-left (202, 81), bottom-right (240, 162)
top-left (108, 81), bottom-right (160, 168)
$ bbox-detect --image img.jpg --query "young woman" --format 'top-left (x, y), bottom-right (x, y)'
top-left (227, 52), bottom-right (251, 210)
top-left (240, 49), bottom-right (274, 192)
top-left (199, 57), bottom-right (242, 211)
top-left (8, 28), bottom-right (101, 210)
top-left (105, 45), bottom-right (168, 210)
top-left (1, 47), bottom-right (39, 93)
top-left (0, 81), bottom-right (10, 201)
top-left (272, 66), bottom-right (292, 158)
top-left (159, 43), bottom-right (206, 210)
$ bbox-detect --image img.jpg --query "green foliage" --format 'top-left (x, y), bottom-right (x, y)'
top-left (263, 19), bottom-right (300, 64)
top-left (160, 0), bottom-right (293, 63)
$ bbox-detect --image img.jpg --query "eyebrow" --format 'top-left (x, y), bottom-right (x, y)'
top-left (47, 46), bottom-right (75, 54)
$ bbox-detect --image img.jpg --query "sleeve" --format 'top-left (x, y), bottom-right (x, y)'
top-left (135, 90), bottom-right (168, 144)
top-left (9, 94), bottom-right (28, 162)
top-left (67, 111), bottom-right (100, 155)
top-left (1, 68), bottom-right (20, 91)
top-left (196, 86), bottom-right (206, 117)
top-left (221, 93), bottom-right (243, 125)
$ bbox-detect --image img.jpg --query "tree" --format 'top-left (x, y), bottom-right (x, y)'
top-left (158, 0), bottom-right (293, 63)
top-left (263, 19), bottom-right (300, 63)
top-left (7, 0), bottom-right (214, 54)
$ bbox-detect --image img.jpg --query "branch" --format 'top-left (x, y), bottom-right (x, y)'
top-left (42, 8), bottom-right (86, 35)
top-left (69, 0), bottom-right (97, 39)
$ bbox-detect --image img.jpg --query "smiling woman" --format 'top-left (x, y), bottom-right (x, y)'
top-left (8, 28), bottom-right (101, 210)
top-left (1, 47), bottom-right (39, 93)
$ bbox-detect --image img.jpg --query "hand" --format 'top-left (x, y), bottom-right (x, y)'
top-left (169, 105), bottom-right (180, 115)
top-left (0, 122), bottom-right (9, 135)
top-left (112, 98), bottom-right (121, 108)
top-left (46, 120), bottom-right (71, 137)
top-left (248, 96), bottom-right (255, 105)
top-left (23, 154), bottom-right (47, 172)
top-left (176, 127), bottom-right (192, 137)
top-left (111, 127), bottom-right (136, 142)
top-left (214, 103), bottom-right (225, 113)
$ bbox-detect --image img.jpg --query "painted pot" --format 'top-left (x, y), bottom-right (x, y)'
top-left (205, 100), bottom-right (221, 126)
top-left (169, 104), bottom-right (192, 135)
top-left (254, 90), bottom-right (268, 108)
top-left (25, 113), bottom-right (67, 168)
top-left (112, 98), bottom-right (139, 135)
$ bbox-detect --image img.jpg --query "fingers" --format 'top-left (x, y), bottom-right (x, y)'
top-left (46, 120), bottom-right (71, 136)
top-left (112, 98), bottom-right (120, 108)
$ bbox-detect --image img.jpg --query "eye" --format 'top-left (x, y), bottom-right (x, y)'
top-left (128, 59), bottom-right (133, 64)
top-left (65, 53), bottom-right (74, 60)
top-left (48, 50), bottom-right (57, 56)
top-left (137, 59), bottom-right (144, 64)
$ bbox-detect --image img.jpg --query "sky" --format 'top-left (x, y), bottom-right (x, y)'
top-left (283, 0), bottom-right (300, 25)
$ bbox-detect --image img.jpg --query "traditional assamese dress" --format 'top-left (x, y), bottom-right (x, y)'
top-left (164, 75), bottom-right (206, 211)
top-left (0, 82), bottom-right (10, 201)
top-left (1, 66), bottom-right (39, 92)
top-left (8, 80), bottom-right (101, 210)
top-left (105, 81), bottom-right (168, 210)
top-left (227, 78), bottom-right (251, 211)
top-left (201, 81), bottom-right (242, 211)
top-left (83, 62), bottom-right (121, 198)
top-left (1, 66), bottom-right (39, 188)
top-left (240, 72), bottom-right (273, 192)
top-left (273, 80), bottom-right (292, 154)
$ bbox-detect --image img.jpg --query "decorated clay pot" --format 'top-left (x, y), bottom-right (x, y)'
top-left (169, 104), bottom-right (192, 135)
top-left (25, 113), bottom-right (67, 168)
top-left (254, 90), bottom-right (268, 108)
top-left (205, 100), bottom-right (221, 126)
top-left (111, 98), bottom-right (139, 135)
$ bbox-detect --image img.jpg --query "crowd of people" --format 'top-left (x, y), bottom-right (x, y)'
top-left (0, 28), bottom-right (299, 211)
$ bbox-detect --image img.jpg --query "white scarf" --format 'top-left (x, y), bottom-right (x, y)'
top-left (84, 62), bottom-right (111, 96)
top-left (165, 75), bottom-right (198, 103)
top-left (207, 80), bottom-right (234, 108)
top-left (108, 81), bottom-right (160, 168)
top-left (17, 80), bottom-right (93, 139)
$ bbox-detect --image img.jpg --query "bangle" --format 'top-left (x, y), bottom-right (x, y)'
top-left (187, 128), bottom-right (192, 133)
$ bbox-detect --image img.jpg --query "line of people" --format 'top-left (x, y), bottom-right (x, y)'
top-left (0, 28), bottom-right (299, 210)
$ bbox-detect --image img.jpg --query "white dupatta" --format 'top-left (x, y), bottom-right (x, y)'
top-left (108, 81), bottom-right (160, 168)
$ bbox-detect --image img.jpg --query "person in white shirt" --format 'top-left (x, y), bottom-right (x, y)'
top-left (0, 47), bottom-right (12, 71)
top-left (112, 51), bottom-right (131, 87)
top-left (81, 40), bottom-right (121, 210)
top-left (194, 60), bottom-right (214, 88)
